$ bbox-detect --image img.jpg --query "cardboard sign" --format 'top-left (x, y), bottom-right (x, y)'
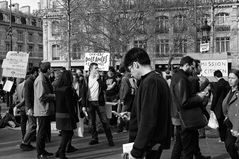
top-left (200, 43), bottom-right (210, 52)
top-left (2, 51), bottom-right (29, 78)
top-left (84, 53), bottom-right (110, 71)
top-left (200, 60), bottom-right (228, 77)
top-left (3, 80), bottom-right (14, 92)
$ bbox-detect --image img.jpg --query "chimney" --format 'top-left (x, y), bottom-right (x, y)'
top-left (12, 3), bottom-right (19, 12)
top-left (0, 1), bottom-right (8, 10)
top-left (37, 2), bottom-right (41, 10)
top-left (20, 6), bottom-right (30, 14)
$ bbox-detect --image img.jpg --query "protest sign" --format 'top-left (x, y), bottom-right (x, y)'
top-left (2, 51), bottom-right (29, 78)
top-left (84, 53), bottom-right (110, 71)
top-left (200, 60), bottom-right (228, 77)
top-left (3, 80), bottom-right (14, 92)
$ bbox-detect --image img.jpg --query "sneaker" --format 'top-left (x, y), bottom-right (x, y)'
top-left (20, 143), bottom-right (35, 151)
top-left (37, 154), bottom-right (48, 159)
top-left (108, 140), bottom-right (115, 146)
top-left (66, 146), bottom-right (78, 153)
top-left (89, 140), bottom-right (99, 145)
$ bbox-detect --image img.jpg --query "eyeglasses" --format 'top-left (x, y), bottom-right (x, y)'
top-left (128, 64), bottom-right (134, 72)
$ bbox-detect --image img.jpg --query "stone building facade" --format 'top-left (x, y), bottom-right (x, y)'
top-left (40, 0), bottom-right (239, 69)
top-left (0, 1), bottom-right (43, 69)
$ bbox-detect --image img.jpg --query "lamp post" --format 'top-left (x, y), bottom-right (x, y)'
top-left (201, 19), bottom-right (211, 43)
top-left (200, 19), bottom-right (211, 53)
top-left (66, 0), bottom-right (71, 70)
top-left (6, 0), bottom-right (14, 108)
top-left (9, 0), bottom-right (13, 51)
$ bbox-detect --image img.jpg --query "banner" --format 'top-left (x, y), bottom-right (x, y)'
top-left (84, 53), bottom-right (110, 71)
top-left (200, 60), bottom-right (228, 77)
top-left (2, 51), bottom-right (29, 78)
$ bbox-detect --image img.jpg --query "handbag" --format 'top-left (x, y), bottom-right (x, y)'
top-left (178, 107), bottom-right (208, 129)
top-left (207, 110), bottom-right (219, 129)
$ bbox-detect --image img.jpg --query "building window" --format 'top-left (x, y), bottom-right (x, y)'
top-left (21, 17), bottom-right (26, 24)
top-left (136, 17), bottom-right (145, 33)
top-left (174, 38), bottom-right (187, 54)
top-left (5, 43), bottom-right (10, 52)
top-left (17, 31), bottom-right (24, 41)
top-left (28, 32), bottom-right (33, 42)
top-left (173, 15), bottom-right (187, 33)
top-left (38, 33), bottom-right (43, 43)
top-left (215, 12), bottom-right (229, 25)
top-left (52, 44), bottom-right (60, 60)
top-left (0, 13), bottom-right (3, 21)
top-left (216, 37), bottom-right (230, 53)
top-left (155, 16), bottom-right (169, 33)
top-left (39, 45), bottom-right (43, 52)
top-left (155, 39), bottom-right (169, 57)
top-left (52, 1), bottom-right (60, 8)
top-left (52, 21), bottom-right (60, 36)
top-left (32, 19), bottom-right (36, 26)
top-left (72, 43), bottom-right (82, 59)
top-left (17, 44), bottom-right (23, 52)
top-left (134, 40), bottom-right (147, 49)
top-left (28, 45), bottom-right (34, 53)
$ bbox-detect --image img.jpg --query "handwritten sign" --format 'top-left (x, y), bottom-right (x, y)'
top-left (2, 51), bottom-right (29, 78)
top-left (3, 80), bottom-right (13, 92)
top-left (201, 60), bottom-right (228, 77)
top-left (84, 53), bottom-right (110, 71)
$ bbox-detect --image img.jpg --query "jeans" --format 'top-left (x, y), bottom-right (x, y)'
top-left (89, 101), bottom-right (113, 142)
top-left (36, 116), bottom-right (51, 156)
top-left (23, 115), bottom-right (36, 145)
top-left (20, 110), bottom-right (28, 139)
top-left (224, 128), bottom-right (239, 159)
top-left (218, 116), bottom-right (226, 141)
top-left (171, 126), bottom-right (201, 159)
top-left (58, 130), bottom-right (74, 157)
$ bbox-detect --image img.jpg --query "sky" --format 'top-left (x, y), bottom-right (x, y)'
top-left (6, 0), bottom-right (40, 12)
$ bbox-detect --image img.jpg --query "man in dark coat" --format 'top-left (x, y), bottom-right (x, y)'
top-left (20, 67), bottom-right (38, 151)
top-left (211, 70), bottom-right (230, 142)
top-left (170, 56), bottom-right (210, 159)
top-left (124, 47), bottom-right (171, 159)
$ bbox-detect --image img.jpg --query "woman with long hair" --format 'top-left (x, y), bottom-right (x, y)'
top-left (55, 70), bottom-right (79, 159)
top-left (222, 69), bottom-right (239, 159)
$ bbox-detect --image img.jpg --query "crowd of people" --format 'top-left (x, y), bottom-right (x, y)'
top-left (1, 47), bottom-right (239, 159)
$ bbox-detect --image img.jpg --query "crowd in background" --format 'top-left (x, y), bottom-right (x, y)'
top-left (0, 47), bottom-right (239, 159)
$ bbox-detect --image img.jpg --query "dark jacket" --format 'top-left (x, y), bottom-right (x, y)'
top-left (170, 69), bottom-right (203, 119)
top-left (119, 73), bottom-right (134, 111)
top-left (130, 71), bottom-right (171, 158)
top-left (24, 75), bottom-right (35, 111)
top-left (211, 78), bottom-right (230, 119)
top-left (82, 76), bottom-right (107, 107)
top-left (55, 86), bottom-right (78, 130)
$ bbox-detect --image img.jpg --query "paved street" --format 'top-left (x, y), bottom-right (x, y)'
top-left (0, 103), bottom-right (232, 159)
top-left (0, 126), bottom-right (231, 159)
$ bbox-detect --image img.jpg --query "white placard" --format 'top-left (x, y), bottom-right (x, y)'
top-left (123, 142), bottom-right (134, 154)
top-left (200, 43), bottom-right (210, 52)
top-left (84, 53), bottom-right (110, 71)
top-left (3, 80), bottom-right (14, 92)
top-left (201, 60), bottom-right (228, 77)
top-left (2, 51), bottom-right (29, 78)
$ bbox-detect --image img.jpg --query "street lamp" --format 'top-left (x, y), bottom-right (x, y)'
top-left (9, 0), bottom-right (14, 51)
top-left (201, 19), bottom-right (211, 43)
